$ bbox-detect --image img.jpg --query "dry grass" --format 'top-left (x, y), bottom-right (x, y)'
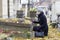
top-left (13, 25), bottom-right (60, 40)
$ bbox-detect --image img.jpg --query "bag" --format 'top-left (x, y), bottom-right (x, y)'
top-left (35, 31), bottom-right (44, 37)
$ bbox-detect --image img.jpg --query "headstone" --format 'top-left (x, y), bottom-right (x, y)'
top-left (17, 10), bottom-right (24, 18)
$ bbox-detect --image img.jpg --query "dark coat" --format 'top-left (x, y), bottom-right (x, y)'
top-left (33, 11), bottom-right (48, 36)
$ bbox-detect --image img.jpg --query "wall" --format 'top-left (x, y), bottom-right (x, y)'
top-left (2, 0), bottom-right (8, 18)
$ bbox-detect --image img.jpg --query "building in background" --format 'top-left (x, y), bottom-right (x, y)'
top-left (2, 0), bottom-right (33, 18)
top-left (2, 0), bottom-right (52, 18)
top-left (2, 0), bottom-right (22, 18)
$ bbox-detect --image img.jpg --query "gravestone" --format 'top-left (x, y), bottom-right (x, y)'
top-left (17, 10), bottom-right (24, 18)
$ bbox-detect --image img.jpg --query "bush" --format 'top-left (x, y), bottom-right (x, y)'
top-left (50, 23), bottom-right (57, 28)
top-left (30, 8), bottom-right (37, 12)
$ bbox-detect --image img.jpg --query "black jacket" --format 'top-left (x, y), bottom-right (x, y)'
top-left (33, 12), bottom-right (48, 32)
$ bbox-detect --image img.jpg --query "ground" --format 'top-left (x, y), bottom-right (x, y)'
top-left (0, 18), bottom-right (60, 40)
top-left (13, 25), bottom-right (60, 40)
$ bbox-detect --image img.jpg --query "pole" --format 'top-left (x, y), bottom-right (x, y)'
top-left (8, 0), bottom-right (10, 18)
top-left (28, 0), bottom-right (30, 11)
top-left (27, 0), bottom-right (30, 17)
top-left (20, 0), bottom-right (21, 4)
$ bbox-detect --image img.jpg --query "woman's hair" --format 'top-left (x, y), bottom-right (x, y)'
top-left (40, 11), bottom-right (44, 14)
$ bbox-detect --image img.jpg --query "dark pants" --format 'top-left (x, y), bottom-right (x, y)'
top-left (33, 26), bottom-right (41, 32)
top-left (43, 27), bottom-right (48, 36)
top-left (33, 26), bottom-right (48, 36)
top-left (44, 29), bottom-right (48, 36)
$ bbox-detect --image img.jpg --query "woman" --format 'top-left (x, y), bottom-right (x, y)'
top-left (33, 11), bottom-right (48, 36)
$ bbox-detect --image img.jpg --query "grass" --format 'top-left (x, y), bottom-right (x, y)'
top-left (12, 25), bottom-right (60, 40)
